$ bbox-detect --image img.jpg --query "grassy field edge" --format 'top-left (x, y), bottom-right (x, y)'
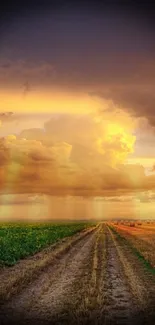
top-left (109, 225), bottom-right (155, 275)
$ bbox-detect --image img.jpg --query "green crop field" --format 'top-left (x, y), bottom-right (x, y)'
top-left (0, 222), bottom-right (93, 266)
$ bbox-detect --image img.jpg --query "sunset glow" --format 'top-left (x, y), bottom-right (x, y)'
top-left (0, 0), bottom-right (155, 221)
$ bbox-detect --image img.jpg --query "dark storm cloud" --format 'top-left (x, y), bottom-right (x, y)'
top-left (89, 84), bottom-right (155, 127)
top-left (1, 0), bottom-right (155, 22)
top-left (0, 0), bottom-right (155, 126)
top-left (0, 8), bottom-right (154, 86)
top-left (1, 0), bottom-right (155, 59)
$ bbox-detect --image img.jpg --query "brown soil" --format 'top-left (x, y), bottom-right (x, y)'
top-left (0, 224), bottom-right (155, 325)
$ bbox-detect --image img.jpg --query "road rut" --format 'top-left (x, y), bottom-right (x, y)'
top-left (1, 224), bottom-right (155, 325)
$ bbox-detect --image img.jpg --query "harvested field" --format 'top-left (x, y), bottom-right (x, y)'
top-left (110, 222), bottom-right (155, 268)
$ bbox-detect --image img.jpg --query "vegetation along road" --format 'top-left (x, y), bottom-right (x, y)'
top-left (0, 223), bottom-right (155, 325)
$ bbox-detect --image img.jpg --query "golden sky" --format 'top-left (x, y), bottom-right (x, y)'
top-left (0, 4), bottom-right (155, 209)
top-left (0, 90), bottom-right (155, 200)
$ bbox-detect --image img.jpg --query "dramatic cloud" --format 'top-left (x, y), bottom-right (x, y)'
top-left (89, 79), bottom-right (155, 127)
top-left (21, 113), bottom-right (136, 168)
top-left (0, 113), bottom-right (154, 196)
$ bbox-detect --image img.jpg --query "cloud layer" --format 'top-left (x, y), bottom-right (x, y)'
top-left (0, 112), bottom-right (154, 196)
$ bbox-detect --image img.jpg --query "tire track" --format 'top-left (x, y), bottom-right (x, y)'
top-left (108, 227), bottom-right (146, 306)
top-left (103, 226), bottom-right (137, 324)
top-left (0, 225), bottom-right (101, 325)
top-left (106, 225), bottom-right (155, 324)
top-left (69, 224), bottom-right (106, 324)
top-left (46, 223), bottom-right (106, 325)
top-left (1, 223), bottom-right (155, 325)
top-left (0, 226), bottom-right (97, 305)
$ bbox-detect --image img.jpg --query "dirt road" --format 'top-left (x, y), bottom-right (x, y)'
top-left (1, 224), bottom-right (155, 325)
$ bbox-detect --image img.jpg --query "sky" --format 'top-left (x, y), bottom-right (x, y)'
top-left (1, 0), bottom-right (155, 217)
